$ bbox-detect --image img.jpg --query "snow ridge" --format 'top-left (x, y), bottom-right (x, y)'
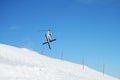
top-left (0, 44), bottom-right (119, 80)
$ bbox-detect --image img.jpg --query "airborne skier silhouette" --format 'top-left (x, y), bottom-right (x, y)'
top-left (42, 29), bottom-right (56, 49)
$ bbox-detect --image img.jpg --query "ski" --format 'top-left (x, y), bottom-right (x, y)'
top-left (42, 39), bottom-right (56, 45)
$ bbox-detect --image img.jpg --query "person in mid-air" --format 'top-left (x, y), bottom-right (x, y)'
top-left (46, 29), bottom-right (52, 42)
top-left (42, 29), bottom-right (56, 49)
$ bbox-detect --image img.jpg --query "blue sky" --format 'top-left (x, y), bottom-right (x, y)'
top-left (1, 0), bottom-right (120, 78)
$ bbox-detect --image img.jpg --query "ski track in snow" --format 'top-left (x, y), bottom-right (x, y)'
top-left (0, 44), bottom-right (119, 80)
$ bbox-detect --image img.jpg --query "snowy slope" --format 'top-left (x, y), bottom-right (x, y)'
top-left (0, 44), bottom-right (119, 80)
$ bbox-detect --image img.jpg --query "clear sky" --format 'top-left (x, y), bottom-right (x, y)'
top-left (1, 0), bottom-right (120, 78)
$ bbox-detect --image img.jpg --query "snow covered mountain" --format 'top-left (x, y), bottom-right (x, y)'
top-left (0, 44), bottom-right (119, 80)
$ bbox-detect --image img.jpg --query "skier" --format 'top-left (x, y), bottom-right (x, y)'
top-left (42, 29), bottom-right (56, 49)
top-left (46, 29), bottom-right (52, 42)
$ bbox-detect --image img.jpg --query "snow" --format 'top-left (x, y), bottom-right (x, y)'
top-left (0, 44), bottom-right (119, 80)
